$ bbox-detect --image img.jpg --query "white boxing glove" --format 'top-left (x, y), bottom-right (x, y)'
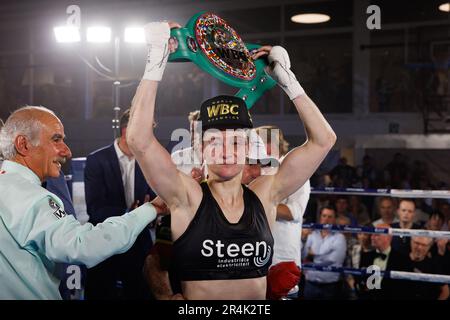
top-left (142, 22), bottom-right (171, 81)
top-left (266, 46), bottom-right (305, 100)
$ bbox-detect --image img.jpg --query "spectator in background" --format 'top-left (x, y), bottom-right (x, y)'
top-left (302, 206), bottom-right (347, 299)
top-left (433, 232), bottom-right (450, 281)
top-left (336, 214), bottom-right (358, 298)
top-left (349, 195), bottom-right (371, 226)
top-left (402, 237), bottom-right (449, 300)
top-left (354, 155), bottom-right (377, 217)
top-left (372, 197), bottom-right (398, 226)
top-left (346, 226), bottom-right (373, 299)
top-left (352, 229), bottom-right (373, 269)
top-left (391, 199), bottom-right (421, 256)
top-left (438, 202), bottom-right (450, 230)
top-left (306, 193), bottom-right (330, 224)
top-left (84, 108), bottom-right (156, 300)
top-left (413, 199), bottom-right (430, 227)
top-left (355, 155), bottom-right (377, 188)
top-left (384, 153), bottom-right (409, 188)
top-left (359, 224), bottom-right (411, 299)
top-left (335, 196), bottom-right (358, 226)
top-left (427, 212), bottom-right (450, 275)
top-left (329, 157), bottom-right (356, 187)
top-left (425, 211), bottom-right (445, 231)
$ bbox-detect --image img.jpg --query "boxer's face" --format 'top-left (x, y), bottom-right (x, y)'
top-left (203, 130), bottom-right (248, 180)
top-left (30, 115), bottom-right (71, 180)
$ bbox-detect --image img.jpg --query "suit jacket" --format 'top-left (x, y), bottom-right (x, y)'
top-left (359, 248), bottom-right (413, 299)
top-left (84, 143), bottom-right (155, 299)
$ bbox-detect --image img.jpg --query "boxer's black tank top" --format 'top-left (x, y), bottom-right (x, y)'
top-left (173, 181), bottom-right (274, 281)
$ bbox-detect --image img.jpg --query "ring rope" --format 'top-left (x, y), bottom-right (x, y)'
top-left (302, 223), bottom-right (450, 239)
top-left (311, 187), bottom-right (450, 199)
top-left (302, 264), bottom-right (450, 284)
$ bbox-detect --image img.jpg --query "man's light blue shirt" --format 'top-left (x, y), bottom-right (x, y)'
top-left (0, 160), bottom-right (156, 300)
top-left (303, 230), bottom-right (347, 283)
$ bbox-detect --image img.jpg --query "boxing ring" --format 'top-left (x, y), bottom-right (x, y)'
top-left (67, 159), bottom-right (450, 291)
top-left (301, 187), bottom-right (450, 287)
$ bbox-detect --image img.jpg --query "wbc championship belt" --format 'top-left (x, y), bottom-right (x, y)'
top-left (168, 11), bottom-right (276, 109)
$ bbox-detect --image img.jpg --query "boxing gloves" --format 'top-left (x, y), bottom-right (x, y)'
top-left (266, 46), bottom-right (305, 100)
top-left (266, 261), bottom-right (301, 300)
top-left (142, 22), bottom-right (171, 81)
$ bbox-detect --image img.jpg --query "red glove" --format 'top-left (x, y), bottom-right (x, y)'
top-left (266, 261), bottom-right (301, 300)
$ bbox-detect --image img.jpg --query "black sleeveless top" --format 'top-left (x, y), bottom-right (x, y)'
top-left (172, 182), bottom-right (274, 281)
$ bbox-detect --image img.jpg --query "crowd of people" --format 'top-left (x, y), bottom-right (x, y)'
top-left (300, 197), bottom-right (449, 300)
top-left (298, 153), bottom-right (450, 300)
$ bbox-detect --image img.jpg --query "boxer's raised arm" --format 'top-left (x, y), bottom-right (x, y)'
top-left (253, 46), bottom-right (336, 203)
top-left (127, 22), bottom-right (200, 209)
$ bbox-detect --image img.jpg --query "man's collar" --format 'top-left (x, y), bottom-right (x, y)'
top-left (114, 139), bottom-right (133, 161)
top-left (377, 246), bottom-right (391, 256)
top-left (1, 160), bottom-right (41, 185)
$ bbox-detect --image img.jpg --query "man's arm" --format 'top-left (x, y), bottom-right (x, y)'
top-left (277, 180), bottom-right (311, 222)
top-left (314, 235), bottom-right (347, 266)
top-left (143, 253), bottom-right (183, 300)
top-left (276, 204), bottom-right (294, 221)
top-left (18, 196), bottom-right (157, 268)
top-left (438, 284), bottom-right (449, 300)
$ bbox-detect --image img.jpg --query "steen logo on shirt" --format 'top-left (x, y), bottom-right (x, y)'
top-left (48, 198), bottom-right (67, 219)
top-left (201, 239), bottom-right (272, 269)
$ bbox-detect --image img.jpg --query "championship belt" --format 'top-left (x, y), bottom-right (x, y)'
top-left (168, 11), bottom-right (276, 109)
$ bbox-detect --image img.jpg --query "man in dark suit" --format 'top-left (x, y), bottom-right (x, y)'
top-left (358, 224), bottom-right (412, 299)
top-left (84, 109), bottom-right (155, 299)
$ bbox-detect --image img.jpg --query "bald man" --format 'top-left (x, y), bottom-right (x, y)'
top-left (0, 106), bottom-right (158, 299)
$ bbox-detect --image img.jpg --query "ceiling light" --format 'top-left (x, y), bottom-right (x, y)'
top-left (53, 26), bottom-right (80, 43)
top-left (87, 26), bottom-right (111, 43)
top-left (438, 3), bottom-right (450, 12)
top-left (291, 13), bottom-right (330, 24)
top-left (124, 27), bottom-right (145, 43)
